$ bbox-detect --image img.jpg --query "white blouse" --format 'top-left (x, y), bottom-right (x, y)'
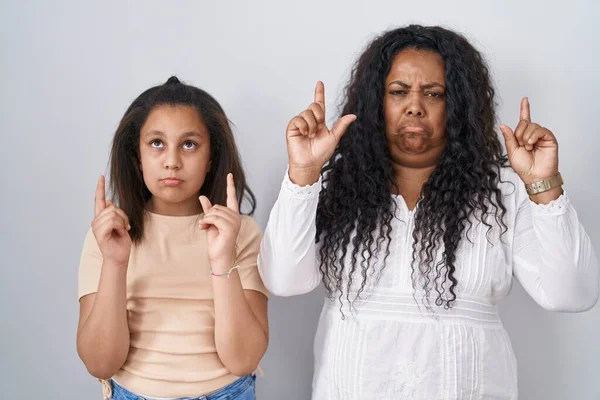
top-left (258, 167), bottom-right (599, 400)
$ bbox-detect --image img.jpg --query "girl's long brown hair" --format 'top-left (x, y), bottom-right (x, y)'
top-left (109, 76), bottom-right (256, 244)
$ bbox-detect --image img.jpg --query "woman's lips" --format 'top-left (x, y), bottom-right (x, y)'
top-left (399, 125), bottom-right (427, 134)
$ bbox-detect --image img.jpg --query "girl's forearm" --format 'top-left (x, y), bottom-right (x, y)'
top-left (212, 269), bottom-right (268, 376)
top-left (77, 260), bottom-right (130, 379)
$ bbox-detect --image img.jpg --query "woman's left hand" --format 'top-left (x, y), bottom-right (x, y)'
top-left (499, 97), bottom-right (559, 184)
top-left (199, 173), bottom-right (241, 271)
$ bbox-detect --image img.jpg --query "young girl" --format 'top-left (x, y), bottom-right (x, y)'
top-left (77, 77), bottom-right (268, 400)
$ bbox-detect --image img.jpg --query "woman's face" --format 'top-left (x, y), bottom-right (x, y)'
top-left (139, 104), bottom-right (211, 215)
top-left (383, 48), bottom-right (448, 169)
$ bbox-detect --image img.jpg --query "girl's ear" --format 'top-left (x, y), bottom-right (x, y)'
top-left (207, 160), bottom-right (212, 172)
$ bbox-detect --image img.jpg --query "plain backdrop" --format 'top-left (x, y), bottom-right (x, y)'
top-left (1, 1), bottom-right (599, 399)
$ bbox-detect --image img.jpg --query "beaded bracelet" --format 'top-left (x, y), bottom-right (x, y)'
top-left (211, 265), bottom-right (240, 278)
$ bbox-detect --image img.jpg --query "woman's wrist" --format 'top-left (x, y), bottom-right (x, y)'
top-left (288, 165), bottom-right (321, 186)
top-left (528, 186), bottom-right (563, 205)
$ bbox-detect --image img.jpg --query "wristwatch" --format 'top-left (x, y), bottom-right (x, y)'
top-left (525, 173), bottom-right (563, 195)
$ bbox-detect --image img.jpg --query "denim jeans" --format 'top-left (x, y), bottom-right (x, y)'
top-left (109, 375), bottom-right (256, 400)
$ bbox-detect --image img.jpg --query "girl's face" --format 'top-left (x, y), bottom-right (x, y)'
top-left (139, 105), bottom-right (211, 216)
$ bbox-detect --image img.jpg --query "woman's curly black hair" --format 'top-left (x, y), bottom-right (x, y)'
top-left (315, 25), bottom-right (508, 309)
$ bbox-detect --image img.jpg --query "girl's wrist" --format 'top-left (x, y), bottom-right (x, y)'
top-left (210, 257), bottom-right (236, 275)
top-left (211, 264), bottom-right (239, 278)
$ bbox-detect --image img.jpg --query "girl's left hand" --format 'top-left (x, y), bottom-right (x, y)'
top-left (199, 173), bottom-right (241, 271)
top-left (499, 97), bottom-right (559, 184)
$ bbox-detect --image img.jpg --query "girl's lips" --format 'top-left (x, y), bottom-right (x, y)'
top-left (162, 178), bottom-right (183, 186)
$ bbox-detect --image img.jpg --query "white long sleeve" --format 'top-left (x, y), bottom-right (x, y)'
top-left (259, 167), bottom-right (600, 310)
top-left (512, 184), bottom-right (600, 312)
top-left (258, 170), bottom-right (322, 297)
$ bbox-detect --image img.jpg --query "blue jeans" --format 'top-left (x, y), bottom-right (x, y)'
top-left (110, 375), bottom-right (256, 400)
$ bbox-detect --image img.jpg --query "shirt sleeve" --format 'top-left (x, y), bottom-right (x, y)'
top-left (236, 216), bottom-right (269, 298)
top-left (78, 228), bottom-right (103, 300)
top-left (511, 171), bottom-right (600, 311)
top-left (258, 169), bottom-right (322, 297)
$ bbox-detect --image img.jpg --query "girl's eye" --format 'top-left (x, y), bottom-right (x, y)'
top-left (182, 141), bottom-right (197, 150)
top-left (150, 139), bottom-right (164, 148)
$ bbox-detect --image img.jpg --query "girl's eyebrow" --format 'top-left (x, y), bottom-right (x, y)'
top-left (144, 130), bottom-right (203, 139)
top-left (180, 131), bottom-right (203, 139)
top-left (144, 130), bottom-right (165, 138)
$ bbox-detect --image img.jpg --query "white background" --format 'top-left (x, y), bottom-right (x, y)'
top-left (1, 1), bottom-right (598, 398)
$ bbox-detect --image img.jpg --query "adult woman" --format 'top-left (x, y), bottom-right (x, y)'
top-left (259, 25), bottom-right (598, 399)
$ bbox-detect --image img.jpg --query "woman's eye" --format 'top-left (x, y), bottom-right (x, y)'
top-left (426, 92), bottom-right (445, 98)
top-left (390, 90), bottom-right (408, 96)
